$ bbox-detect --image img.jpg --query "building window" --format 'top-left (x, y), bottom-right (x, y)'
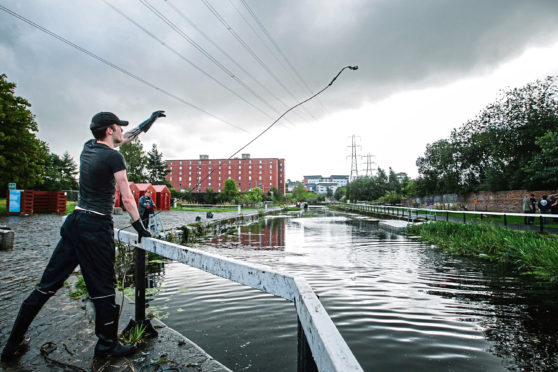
top-left (258, 176), bottom-right (262, 180)
top-left (249, 176), bottom-right (252, 180)
top-left (179, 177), bottom-right (182, 181)
top-left (269, 176), bottom-right (272, 180)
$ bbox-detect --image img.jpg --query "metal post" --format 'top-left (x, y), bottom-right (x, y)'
top-left (504, 214), bottom-right (507, 227)
top-left (463, 213), bottom-right (466, 224)
top-left (540, 215), bottom-right (544, 234)
top-left (135, 248), bottom-right (146, 321)
top-left (297, 317), bottom-right (318, 372)
top-left (446, 212), bottom-right (449, 221)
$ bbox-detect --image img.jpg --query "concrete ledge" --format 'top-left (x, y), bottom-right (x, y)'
top-left (84, 291), bottom-right (231, 371)
top-left (378, 220), bottom-right (411, 233)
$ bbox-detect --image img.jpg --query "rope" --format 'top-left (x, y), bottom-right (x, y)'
top-left (39, 342), bottom-right (88, 372)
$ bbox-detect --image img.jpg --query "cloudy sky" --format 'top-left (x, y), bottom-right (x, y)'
top-left (2, 0), bottom-right (558, 181)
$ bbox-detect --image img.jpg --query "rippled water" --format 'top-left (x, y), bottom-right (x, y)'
top-left (147, 209), bottom-right (558, 371)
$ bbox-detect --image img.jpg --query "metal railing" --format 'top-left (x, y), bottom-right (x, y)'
top-left (337, 203), bottom-right (557, 233)
top-left (115, 229), bottom-right (363, 372)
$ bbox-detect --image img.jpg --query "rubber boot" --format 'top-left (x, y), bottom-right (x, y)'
top-left (1, 302), bottom-right (43, 362)
top-left (94, 304), bottom-right (136, 358)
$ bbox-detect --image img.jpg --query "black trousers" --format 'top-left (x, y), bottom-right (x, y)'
top-left (25, 210), bottom-right (116, 307)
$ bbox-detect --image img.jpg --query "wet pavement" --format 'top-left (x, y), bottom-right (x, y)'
top-left (0, 209), bottom-right (271, 372)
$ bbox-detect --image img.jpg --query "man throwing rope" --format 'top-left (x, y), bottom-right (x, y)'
top-left (1, 110), bottom-right (165, 362)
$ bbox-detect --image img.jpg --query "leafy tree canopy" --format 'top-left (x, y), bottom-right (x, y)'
top-left (0, 74), bottom-right (49, 191)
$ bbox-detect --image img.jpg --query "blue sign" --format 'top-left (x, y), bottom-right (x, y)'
top-left (8, 190), bottom-right (21, 213)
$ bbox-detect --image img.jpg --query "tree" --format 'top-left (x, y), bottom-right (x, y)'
top-left (0, 74), bottom-right (50, 191)
top-left (247, 187), bottom-right (264, 203)
top-left (326, 187), bottom-right (333, 198)
top-left (204, 187), bottom-right (216, 204)
top-left (218, 178), bottom-right (238, 202)
top-left (414, 76), bottom-right (558, 195)
top-left (145, 143), bottom-right (169, 184)
top-left (522, 131), bottom-right (558, 189)
top-left (293, 182), bottom-right (307, 201)
top-left (269, 186), bottom-right (285, 202)
top-left (40, 150), bottom-right (79, 191)
top-left (334, 186), bottom-right (346, 201)
top-left (119, 138), bottom-right (145, 183)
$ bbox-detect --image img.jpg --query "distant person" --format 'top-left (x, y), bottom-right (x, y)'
top-left (1, 111), bottom-right (165, 362)
top-left (522, 194), bottom-right (532, 225)
top-left (538, 195), bottom-right (551, 224)
top-left (550, 194), bottom-right (558, 222)
top-left (529, 193), bottom-right (537, 225)
top-left (138, 190), bottom-right (156, 229)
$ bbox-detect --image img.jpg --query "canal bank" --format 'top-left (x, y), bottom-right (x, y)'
top-left (0, 211), bottom-right (254, 371)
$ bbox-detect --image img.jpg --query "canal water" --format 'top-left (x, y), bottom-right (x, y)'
top-left (147, 208), bottom-right (558, 371)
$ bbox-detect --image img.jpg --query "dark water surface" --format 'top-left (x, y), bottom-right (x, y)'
top-left (147, 209), bottom-right (558, 371)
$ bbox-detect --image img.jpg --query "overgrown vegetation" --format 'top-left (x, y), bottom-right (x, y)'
top-left (406, 222), bottom-right (558, 282)
top-left (120, 323), bottom-right (146, 345)
top-left (68, 276), bottom-right (88, 299)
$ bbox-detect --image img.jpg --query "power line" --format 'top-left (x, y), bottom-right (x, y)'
top-left (164, 0), bottom-right (292, 117)
top-left (0, 4), bottom-right (246, 132)
top-left (200, 0), bottom-right (317, 121)
top-left (238, 0), bottom-right (328, 114)
top-left (103, 0), bottom-right (273, 121)
top-left (137, 0), bottom-right (282, 121)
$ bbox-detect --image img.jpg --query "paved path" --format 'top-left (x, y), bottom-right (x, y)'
top-left (0, 210), bottom-right (255, 372)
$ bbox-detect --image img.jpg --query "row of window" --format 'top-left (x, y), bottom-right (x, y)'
top-left (171, 175), bottom-right (274, 182)
top-left (169, 159), bottom-right (283, 166)
top-left (177, 182), bottom-right (275, 191)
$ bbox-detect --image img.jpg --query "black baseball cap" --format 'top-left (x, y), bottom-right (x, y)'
top-left (90, 112), bottom-right (129, 130)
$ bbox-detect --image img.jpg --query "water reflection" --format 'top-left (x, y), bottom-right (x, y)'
top-left (142, 210), bottom-right (558, 371)
top-left (209, 217), bottom-right (286, 250)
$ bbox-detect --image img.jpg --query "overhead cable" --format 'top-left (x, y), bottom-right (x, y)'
top-left (137, 0), bottom-right (281, 120)
top-left (0, 4), bottom-right (246, 132)
top-left (199, 0), bottom-right (317, 121)
top-left (164, 0), bottom-right (292, 117)
top-left (238, 0), bottom-right (329, 114)
top-left (103, 0), bottom-right (274, 121)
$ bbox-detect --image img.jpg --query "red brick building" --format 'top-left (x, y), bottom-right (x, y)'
top-left (166, 154), bottom-right (285, 194)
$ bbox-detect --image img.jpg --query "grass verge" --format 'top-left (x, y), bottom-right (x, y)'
top-left (405, 221), bottom-right (558, 283)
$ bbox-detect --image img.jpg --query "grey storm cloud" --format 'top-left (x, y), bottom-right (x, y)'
top-left (1, 0), bottom-right (558, 167)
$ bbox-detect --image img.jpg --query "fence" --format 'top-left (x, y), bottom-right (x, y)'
top-left (115, 229), bottom-right (363, 372)
top-left (338, 203), bottom-right (557, 234)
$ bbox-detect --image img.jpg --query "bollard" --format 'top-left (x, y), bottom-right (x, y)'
top-left (0, 226), bottom-right (14, 251)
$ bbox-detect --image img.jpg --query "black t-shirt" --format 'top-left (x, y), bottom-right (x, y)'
top-left (77, 139), bottom-right (126, 215)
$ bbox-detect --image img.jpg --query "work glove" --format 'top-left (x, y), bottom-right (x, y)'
top-left (132, 219), bottom-right (151, 243)
top-left (138, 110), bottom-right (166, 133)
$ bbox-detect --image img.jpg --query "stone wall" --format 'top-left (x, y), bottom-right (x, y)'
top-left (404, 189), bottom-right (557, 213)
